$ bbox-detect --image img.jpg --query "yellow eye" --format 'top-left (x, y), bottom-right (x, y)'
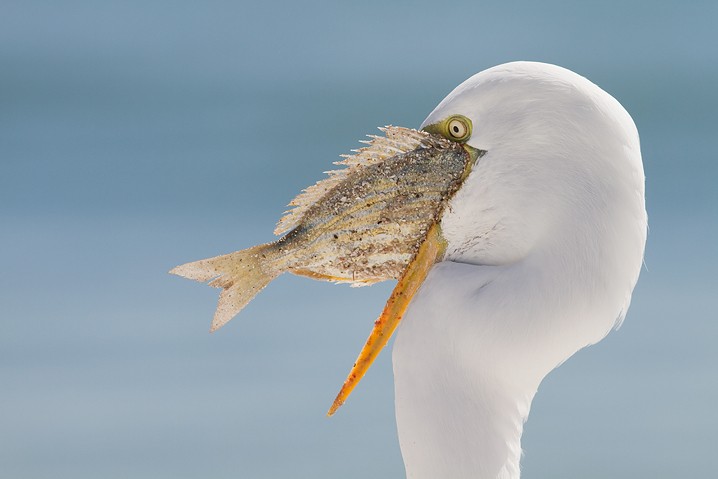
top-left (447, 117), bottom-right (470, 140)
top-left (421, 114), bottom-right (473, 142)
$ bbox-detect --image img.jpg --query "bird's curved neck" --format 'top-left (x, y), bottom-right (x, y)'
top-left (393, 342), bottom-right (535, 479)
top-left (392, 262), bottom-right (546, 479)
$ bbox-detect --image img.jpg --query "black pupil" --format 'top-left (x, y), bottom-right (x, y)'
top-left (453, 125), bottom-right (460, 133)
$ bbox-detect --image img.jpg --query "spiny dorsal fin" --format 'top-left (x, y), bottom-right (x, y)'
top-left (274, 126), bottom-right (445, 236)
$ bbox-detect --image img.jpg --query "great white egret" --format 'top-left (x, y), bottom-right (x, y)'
top-left (172, 61), bottom-right (646, 479)
top-left (391, 62), bottom-right (646, 478)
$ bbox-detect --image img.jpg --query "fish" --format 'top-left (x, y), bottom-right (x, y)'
top-left (170, 125), bottom-right (482, 414)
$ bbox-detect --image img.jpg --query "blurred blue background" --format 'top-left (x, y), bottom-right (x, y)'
top-left (2, 1), bottom-right (716, 478)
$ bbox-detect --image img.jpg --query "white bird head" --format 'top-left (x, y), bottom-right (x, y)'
top-left (421, 62), bottom-right (645, 269)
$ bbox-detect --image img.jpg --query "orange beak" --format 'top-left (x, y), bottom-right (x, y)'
top-left (327, 223), bottom-right (447, 416)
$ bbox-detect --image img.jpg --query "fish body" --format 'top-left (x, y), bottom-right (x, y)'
top-left (171, 127), bottom-right (479, 331)
top-left (276, 142), bottom-right (475, 283)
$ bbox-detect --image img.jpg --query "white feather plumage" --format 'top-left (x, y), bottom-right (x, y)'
top-left (392, 62), bottom-right (646, 479)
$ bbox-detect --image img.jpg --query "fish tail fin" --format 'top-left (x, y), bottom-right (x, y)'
top-left (169, 244), bottom-right (280, 332)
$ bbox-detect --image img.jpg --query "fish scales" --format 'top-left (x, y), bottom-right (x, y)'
top-left (270, 144), bottom-right (471, 283)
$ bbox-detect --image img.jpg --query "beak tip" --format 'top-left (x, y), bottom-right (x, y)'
top-left (327, 394), bottom-right (344, 417)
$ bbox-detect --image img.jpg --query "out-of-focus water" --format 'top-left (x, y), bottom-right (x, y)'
top-left (1, 1), bottom-right (716, 478)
